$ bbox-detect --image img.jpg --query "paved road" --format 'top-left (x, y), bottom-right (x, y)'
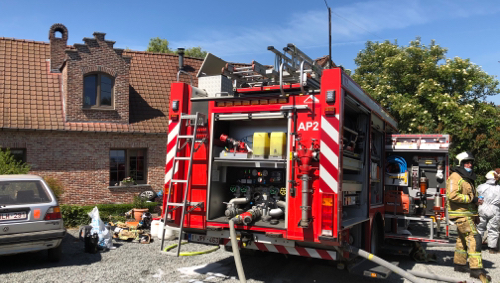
top-left (0, 229), bottom-right (496, 282)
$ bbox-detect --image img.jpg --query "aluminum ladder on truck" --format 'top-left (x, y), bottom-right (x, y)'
top-left (160, 112), bottom-right (205, 256)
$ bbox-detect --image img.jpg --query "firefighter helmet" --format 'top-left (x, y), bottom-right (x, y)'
top-left (455, 151), bottom-right (474, 166)
top-left (486, 170), bottom-right (497, 180)
top-left (486, 170), bottom-right (500, 181)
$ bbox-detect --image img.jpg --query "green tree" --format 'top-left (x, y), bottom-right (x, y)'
top-left (146, 37), bottom-right (172, 54)
top-left (352, 38), bottom-right (500, 182)
top-left (146, 37), bottom-right (207, 59)
top-left (183, 46), bottom-right (207, 59)
top-left (0, 149), bottom-right (30, 174)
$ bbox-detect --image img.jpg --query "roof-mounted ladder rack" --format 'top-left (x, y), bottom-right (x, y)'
top-left (218, 44), bottom-right (323, 94)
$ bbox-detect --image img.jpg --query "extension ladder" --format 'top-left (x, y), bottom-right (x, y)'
top-left (160, 112), bottom-right (205, 256)
top-left (221, 44), bottom-right (323, 94)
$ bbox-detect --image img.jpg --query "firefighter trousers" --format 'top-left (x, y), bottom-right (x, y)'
top-left (454, 216), bottom-right (483, 269)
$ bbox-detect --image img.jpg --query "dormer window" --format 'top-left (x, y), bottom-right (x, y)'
top-left (84, 73), bottom-right (114, 108)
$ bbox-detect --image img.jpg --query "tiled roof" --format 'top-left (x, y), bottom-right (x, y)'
top-left (0, 37), bottom-right (202, 134)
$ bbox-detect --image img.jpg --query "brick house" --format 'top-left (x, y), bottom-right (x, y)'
top-left (0, 24), bottom-right (202, 205)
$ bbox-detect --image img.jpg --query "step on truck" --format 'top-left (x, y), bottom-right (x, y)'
top-left (160, 44), bottom-right (452, 280)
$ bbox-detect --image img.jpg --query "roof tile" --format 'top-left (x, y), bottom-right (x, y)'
top-left (0, 38), bottom-right (203, 134)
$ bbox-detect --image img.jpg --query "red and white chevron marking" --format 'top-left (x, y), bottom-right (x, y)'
top-left (222, 239), bottom-right (337, 260)
top-left (164, 120), bottom-right (180, 190)
top-left (319, 115), bottom-right (340, 194)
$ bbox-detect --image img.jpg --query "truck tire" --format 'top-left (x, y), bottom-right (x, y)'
top-left (139, 190), bottom-right (157, 201)
top-left (48, 244), bottom-right (62, 262)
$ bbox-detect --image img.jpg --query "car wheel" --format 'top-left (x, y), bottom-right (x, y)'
top-left (48, 244), bottom-right (62, 262)
top-left (139, 190), bottom-right (157, 201)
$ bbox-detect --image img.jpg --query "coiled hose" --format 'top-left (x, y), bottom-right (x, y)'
top-left (386, 155), bottom-right (407, 173)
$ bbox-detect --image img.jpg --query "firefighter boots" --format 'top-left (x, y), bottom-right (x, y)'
top-left (470, 269), bottom-right (491, 283)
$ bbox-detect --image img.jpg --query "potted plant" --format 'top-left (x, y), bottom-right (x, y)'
top-left (120, 177), bottom-right (136, 186)
top-left (132, 195), bottom-right (149, 221)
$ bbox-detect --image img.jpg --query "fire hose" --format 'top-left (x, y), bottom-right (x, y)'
top-left (342, 244), bottom-right (424, 283)
top-left (229, 217), bottom-right (247, 283)
top-left (163, 241), bottom-right (220, 256)
top-left (407, 270), bottom-right (480, 283)
top-left (343, 244), bottom-right (479, 282)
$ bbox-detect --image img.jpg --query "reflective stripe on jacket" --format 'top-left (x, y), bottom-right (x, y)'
top-left (446, 172), bottom-right (478, 218)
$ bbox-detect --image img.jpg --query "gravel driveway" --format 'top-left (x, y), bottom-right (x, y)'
top-left (0, 229), bottom-right (497, 282)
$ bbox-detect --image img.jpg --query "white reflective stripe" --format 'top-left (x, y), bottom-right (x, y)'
top-left (265, 244), bottom-right (278, 253)
top-left (320, 140), bottom-right (338, 169)
top-left (327, 250), bottom-right (337, 260)
top-left (245, 242), bottom-right (259, 250)
top-left (304, 248), bottom-right (321, 258)
top-left (165, 167), bottom-right (173, 183)
top-left (164, 161), bottom-right (179, 183)
top-left (319, 164), bottom-right (338, 193)
top-left (321, 116), bottom-right (339, 143)
top-left (284, 246), bottom-right (300, 256)
top-left (168, 123), bottom-right (180, 144)
top-left (166, 147), bottom-right (176, 164)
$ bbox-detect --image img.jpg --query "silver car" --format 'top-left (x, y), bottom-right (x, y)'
top-left (0, 175), bottom-right (66, 261)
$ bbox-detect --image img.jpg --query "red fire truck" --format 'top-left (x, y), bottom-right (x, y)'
top-left (161, 44), bottom-right (452, 279)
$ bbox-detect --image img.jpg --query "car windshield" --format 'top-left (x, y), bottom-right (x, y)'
top-left (0, 180), bottom-right (52, 205)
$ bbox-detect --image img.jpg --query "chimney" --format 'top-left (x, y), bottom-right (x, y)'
top-left (177, 48), bottom-right (185, 70)
top-left (49, 23), bottom-right (68, 72)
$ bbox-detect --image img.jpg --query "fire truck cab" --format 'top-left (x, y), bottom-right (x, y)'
top-left (162, 44), bottom-right (450, 264)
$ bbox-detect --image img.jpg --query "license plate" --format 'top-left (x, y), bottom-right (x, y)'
top-left (188, 234), bottom-right (220, 245)
top-left (0, 211), bottom-right (27, 221)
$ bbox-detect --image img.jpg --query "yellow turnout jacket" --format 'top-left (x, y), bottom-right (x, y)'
top-left (446, 171), bottom-right (478, 218)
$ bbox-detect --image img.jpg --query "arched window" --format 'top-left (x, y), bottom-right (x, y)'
top-left (83, 73), bottom-right (114, 108)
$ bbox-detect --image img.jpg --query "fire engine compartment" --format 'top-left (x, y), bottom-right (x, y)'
top-left (207, 116), bottom-right (289, 229)
top-left (383, 135), bottom-right (450, 241)
top-left (340, 96), bottom-right (371, 227)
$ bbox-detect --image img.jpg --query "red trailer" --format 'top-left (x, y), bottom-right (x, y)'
top-left (160, 45), bottom-right (452, 274)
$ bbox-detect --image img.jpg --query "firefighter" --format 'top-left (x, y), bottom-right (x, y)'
top-left (477, 169), bottom-right (500, 253)
top-left (447, 151), bottom-right (490, 282)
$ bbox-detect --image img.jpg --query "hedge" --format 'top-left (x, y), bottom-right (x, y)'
top-left (60, 202), bottom-right (159, 228)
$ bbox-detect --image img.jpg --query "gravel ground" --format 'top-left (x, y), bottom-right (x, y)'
top-left (0, 229), bottom-right (497, 283)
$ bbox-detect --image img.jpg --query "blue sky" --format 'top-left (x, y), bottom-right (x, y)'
top-left (1, 0), bottom-right (499, 104)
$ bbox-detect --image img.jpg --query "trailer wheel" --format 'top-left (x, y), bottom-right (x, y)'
top-left (370, 222), bottom-right (381, 256)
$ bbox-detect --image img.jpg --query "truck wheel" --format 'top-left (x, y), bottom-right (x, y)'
top-left (139, 190), bottom-right (157, 201)
top-left (48, 244), bottom-right (62, 262)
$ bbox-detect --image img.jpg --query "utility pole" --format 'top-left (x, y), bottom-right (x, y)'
top-left (324, 0), bottom-right (332, 69)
